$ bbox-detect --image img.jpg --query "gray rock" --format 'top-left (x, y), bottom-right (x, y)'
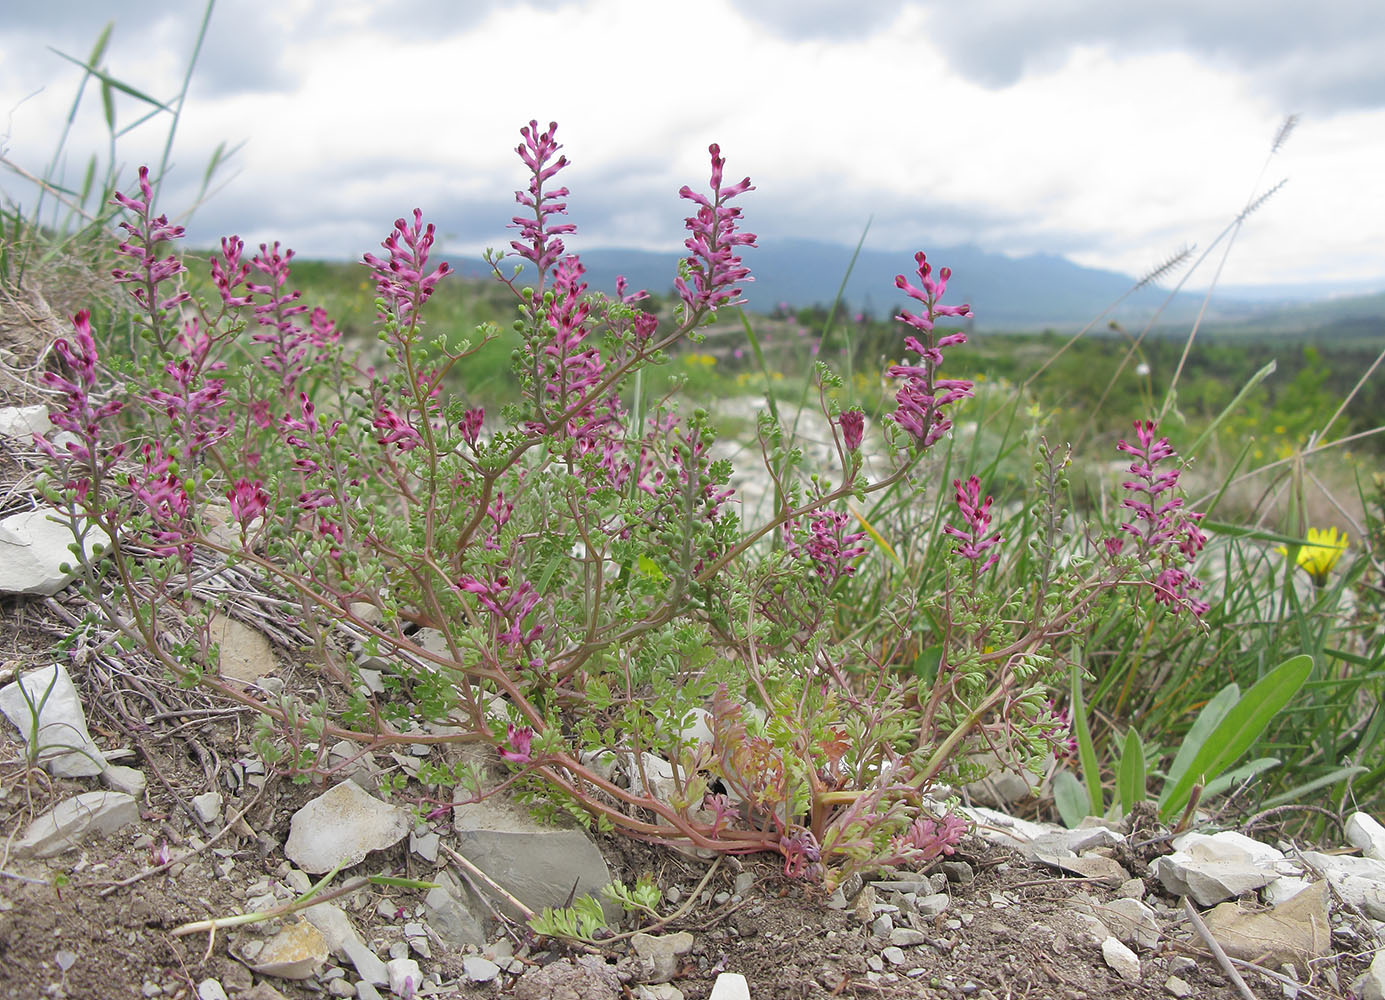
top-left (463, 956), bottom-right (501, 983)
top-left (16, 790), bottom-right (139, 857)
top-left (0, 507), bottom-right (110, 596)
top-left (881, 945), bottom-right (907, 966)
top-left (410, 828), bottom-right (439, 863)
top-left (1354, 947), bottom-right (1385, 1000)
top-left (354, 983), bottom-right (382, 1000)
top-left (940, 861), bottom-right (974, 885)
top-left (1101, 936), bottom-right (1140, 982)
top-left (1200, 879), bottom-right (1331, 968)
top-left (0, 662), bottom-right (105, 776)
top-left (192, 791), bottom-right (223, 825)
top-left (1165, 975), bottom-right (1193, 997)
top-left (890, 927), bottom-right (929, 947)
top-left (453, 793), bottom-right (618, 922)
top-left (303, 903), bottom-right (390, 987)
top-left (101, 764), bottom-right (148, 796)
top-left (1087, 897), bottom-right (1160, 950)
top-left (285, 780), bottom-right (411, 874)
top-left (871, 913), bottom-right (893, 938)
top-left (1152, 853), bottom-right (1275, 906)
top-left (631, 931), bottom-right (694, 983)
top-left (423, 880), bottom-right (486, 949)
top-left (915, 893), bottom-right (950, 917)
top-left (1346, 812), bottom-right (1385, 862)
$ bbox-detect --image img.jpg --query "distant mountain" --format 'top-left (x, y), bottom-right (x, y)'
top-left (455, 238), bottom-right (1385, 333)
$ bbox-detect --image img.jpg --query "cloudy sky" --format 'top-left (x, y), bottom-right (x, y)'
top-left (2, 0), bottom-right (1383, 294)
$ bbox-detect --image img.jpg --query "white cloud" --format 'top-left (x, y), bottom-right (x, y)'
top-left (2, 0), bottom-right (1382, 291)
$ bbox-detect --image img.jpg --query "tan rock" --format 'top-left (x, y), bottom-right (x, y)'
top-left (1200, 878), bottom-right (1331, 968)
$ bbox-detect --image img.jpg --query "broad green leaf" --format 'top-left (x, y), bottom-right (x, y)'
top-left (1052, 770), bottom-right (1088, 829)
top-left (1117, 727), bottom-right (1146, 817)
top-left (1070, 667), bottom-right (1102, 816)
top-left (1158, 654), bottom-right (1313, 822)
top-left (1164, 682), bottom-right (1239, 798)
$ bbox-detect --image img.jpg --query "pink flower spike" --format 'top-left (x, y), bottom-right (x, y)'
top-left (499, 724), bottom-right (533, 764)
top-left (838, 410), bottom-right (864, 452)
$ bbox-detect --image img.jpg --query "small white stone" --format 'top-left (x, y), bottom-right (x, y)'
top-left (708, 972), bottom-right (751, 1000)
top-left (196, 980), bottom-right (229, 1000)
top-left (1102, 936), bottom-right (1141, 982)
top-left (1164, 975), bottom-right (1193, 997)
top-left (387, 957), bottom-right (422, 996)
top-left (1345, 812), bottom-right (1385, 862)
top-left (462, 956), bottom-right (500, 982)
top-left (192, 791), bottom-right (223, 825)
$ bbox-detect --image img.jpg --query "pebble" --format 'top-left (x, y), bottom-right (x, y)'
top-left (463, 956), bottom-right (501, 983)
top-left (881, 946), bottom-right (907, 966)
top-left (871, 914), bottom-right (893, 938)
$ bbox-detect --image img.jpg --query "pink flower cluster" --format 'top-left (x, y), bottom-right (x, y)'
top-left (36, 311), bottom-right (125, 478)
top-left (943, 475), bottom-right (1003, 573)
top-left (509, 120), bottom-right (575, 273)
top-left (363, 209), bottom-right (452, 321)
top-left (886, 253), bottom-right (974, 448)
top-left (674, 144), bottom-right (757, 313)
top-left (892, 812), bottom-right (968, 861)
top-left (1112, 420), bottom-right (1209, 616)
top-left (111, 166), bottom-right (191, 315)
top-left (786, 510), bottom-right (868, 585)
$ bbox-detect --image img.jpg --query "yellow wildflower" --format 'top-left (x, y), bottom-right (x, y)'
top-left (1279, 526), bottom-right (1349, 587)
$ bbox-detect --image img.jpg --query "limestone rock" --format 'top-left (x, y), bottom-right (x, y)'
top-left (631, 931), bottom-right (694, 983)
top-left (1152, 852), bottom-right (1275, 906)
top-left (1086, 897), bottom-right (1160, 949)
top-left (709, 972), bottom-right (752, 1000)
top-left (16, 790), bottom-right (139, 857)
top-left (453, 793), bottom-right (617, 922)
top-left (101, 764), bottom-right (148, 796)
top-left (285, 780), bottom-right (411, 874)
top-left (1172, 830), bottom-right (1285, 868)
top-left (1101, 936), bottom-right (1141, 982)
top-left (1353, 947), bottom-right (1385, 1000)
top-left (303, 902), bottom-right (389, 986)
top-left (423, 875), bottom-right (486, 948)
top-left (0, 662), bottom-right (105, 776)
top-left (1346, 812), bottom-right (1385, 862)
top-left (235, 916), bottom-right (328, 980)
top-left (0, 507), bottom-right (109, 596)
top-left (208, 610), bottom-right (276, 683)
top-left (387, 957), bottom-right (422, 996)
top-left (0, 404), bottom-right (51, 439)
top-left (1200, 879), bottom-right (1331, 968)
top-left (463, 956), bottom-right (501, 983)
top-left (1299, 851), bottom-right (1385, 919)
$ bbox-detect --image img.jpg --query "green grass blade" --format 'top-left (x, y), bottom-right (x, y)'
top-left (46, 49), bottom-right (170, 110)
top-left (1070, 666), bottom-right (1103, 816)
top-left (1187, 360), bottom-right (1277, 458)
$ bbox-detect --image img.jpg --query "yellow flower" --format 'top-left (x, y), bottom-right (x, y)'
top-left (1279, 527), bottom-right (1349, 586)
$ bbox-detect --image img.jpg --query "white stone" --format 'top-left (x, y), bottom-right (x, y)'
top-left (285, 780), bottom-right (412, 874)
top-left (16, 790), bottom-right (139, 857)
top-left (1354, 947), bottom-right (1385, 1000)
top-left (238, 916), bottom-right (329, 979)
top-left (959, 805), bottom-right (1051, 846)
top-left (387, 957), bottom-right (422, 997)
top-left (462, 956), bottom-right (501, 983)
top-left (101, 764), bottom-right (148, 796)
top-left (1152, 853), bottom-right (1275, 906)
top-left (1299, 851), bottom-right (1385, 918)
top-left (1091, 897), bottom-right (1160, 950)
top-left (192, 791), bottom-right (223, 825)
top-left (0, 404), bottom-right (51, 439)
top-left (304, 903), bottom-right (390, 986)
top-left (1165, 975), bottom-right (1193, 997)
top-left (1172, 831), bottom-right (1284, 868)
top-left (0, 507), bottom-right (110, 596)
top-left (0, 662), bottom-right (106, 776)
top-left (196, 980), bottom-right (229, 1000)
top-left (1102, 936), bottom-right (1141, 982)
top-left (631, 931), bottom-right (694, 983)
top-left (1346, 812), bottom-right (1385, 862)
top-left (1264, 877), bottom-right (1313, 905)
top-left (708, 972), bottom-right (751, 1000)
